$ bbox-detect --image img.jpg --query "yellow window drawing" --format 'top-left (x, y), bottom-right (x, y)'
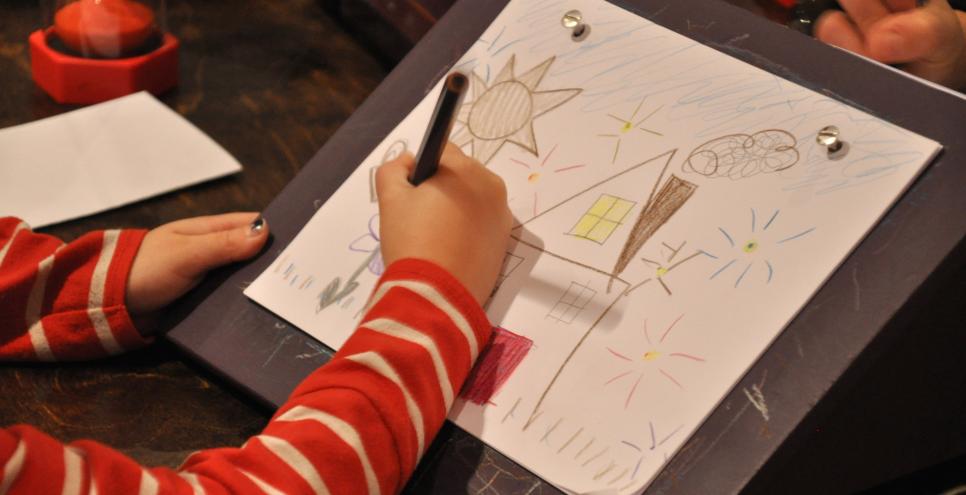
top-left (569, 194), bottom-right (636, 243)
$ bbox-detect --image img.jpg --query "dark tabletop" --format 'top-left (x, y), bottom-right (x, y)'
top-left (2, 1), bottom-right (964, 494)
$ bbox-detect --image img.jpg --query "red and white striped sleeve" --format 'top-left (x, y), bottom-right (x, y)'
top-left (0, 256), bottom-right (494, 494)
top-left (0, 217), bottom-right (149, 361)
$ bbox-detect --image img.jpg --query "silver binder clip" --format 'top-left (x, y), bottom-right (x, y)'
top-left (562, 10), bottom-right (590, 41)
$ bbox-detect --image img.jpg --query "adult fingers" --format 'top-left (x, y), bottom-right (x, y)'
top-left (838, 0), bottom-right (892, 32)
top-left (816, 11), bottom-right (870, 56)
top-left (176, 218), bottom-right (270, 278)
top-left (867, 1), bottom-right (956, 63)
top-left (166, 212), bottom-right (261, 235)
top-left (884, 0), bottom-right (917, 12)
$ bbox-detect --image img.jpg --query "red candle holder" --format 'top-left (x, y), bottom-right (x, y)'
top-left (30, 0), bottom-right (179, 104)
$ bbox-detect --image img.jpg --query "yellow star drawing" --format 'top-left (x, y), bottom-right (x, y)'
top-left (453, 55), bottom-right (582, 165)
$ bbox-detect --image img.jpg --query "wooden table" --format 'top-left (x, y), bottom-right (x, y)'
top-left (0, 0), bottom-right (387, 471)
top-left (2, 1), bottom-right (964, 493)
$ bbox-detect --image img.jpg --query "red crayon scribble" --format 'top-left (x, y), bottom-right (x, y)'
top-left (461, 327), bottom-right (533, 405)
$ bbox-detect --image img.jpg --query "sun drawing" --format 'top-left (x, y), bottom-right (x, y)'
top-left (452, 55), bottom-right (582, 165)
top-left (604, 314), bottom-right (705, 409)
top-left (702, 208), bottom-right (815, 288)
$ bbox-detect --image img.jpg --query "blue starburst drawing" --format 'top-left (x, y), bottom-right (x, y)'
top-left (701, 208), bottom-right (815, 288)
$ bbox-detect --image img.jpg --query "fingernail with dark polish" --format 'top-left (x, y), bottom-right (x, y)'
top-left (249, 215), bottom-right (265, 236)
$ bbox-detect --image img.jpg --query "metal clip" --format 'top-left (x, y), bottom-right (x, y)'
top-left (816, 125), bottom-right (848, 159)
top-left (562, 10), bottom-right (590, 41)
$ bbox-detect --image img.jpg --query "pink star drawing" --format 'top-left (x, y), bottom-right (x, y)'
top-left (604, 314), bottom-right (705, 408)
top-left (507, 144), bottom-right (585, 219)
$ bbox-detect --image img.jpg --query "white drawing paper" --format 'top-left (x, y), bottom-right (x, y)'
top-left (1, 92), bottom-right (242, 228)
top-left (245, 0), bottom-right (941, 492)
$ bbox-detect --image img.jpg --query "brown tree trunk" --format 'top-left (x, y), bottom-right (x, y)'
top-left (612, 174), bottom-right (697, 277)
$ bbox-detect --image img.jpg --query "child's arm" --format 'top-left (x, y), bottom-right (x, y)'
top-left (0, 144), bottom-right (513, 494)
top-left (815, 0), bottom-right (966, 90)
top-left (0, 213), bottom-right (269, 361)
top-left (0, 218), bottom-right (149, 360)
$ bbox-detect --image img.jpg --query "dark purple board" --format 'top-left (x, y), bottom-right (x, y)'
top-left (167, 0), bottom-right (966, 493)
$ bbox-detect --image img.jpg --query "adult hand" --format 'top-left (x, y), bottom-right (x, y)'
top-left (126, 213), bottom-right (270, 326)
top-left (815, 0), bottom-right (966, 89)
top-left (376, 143), bottom-right (513, 305)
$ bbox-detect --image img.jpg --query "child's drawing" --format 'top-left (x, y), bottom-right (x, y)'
top-left (683, 129), bottom-right (799, 180)
top-left (517, 149), bottom-right (677, 228)
top-left (508, 144), bottom-right (586, 218)
top-left (492, 252), bottom-right (524, 295)
top-left (567, 194), bottom-right (636, 244)
top-left (703, 209), bottom-right (815, 288)
top-left (598, 97), bottom-right (664, 164)
top-left (244, 1), bottom-right (940, 492)
top-left (271, 255), bottom-right (315, 290)
top-left (461, 327), bottom-right (534, 405)
top-left (604, 315), bottom-right (705, 408)
top-left (629, 240), bottom-right (704, 296)
top-left (547, 281), bottom-right (597, 324)
top-left (612, 174), bottom-right (697, 278)
top-left (452, 55), bottom-right (582, 165)
top-left (348, 214), bottom-right (384, 276)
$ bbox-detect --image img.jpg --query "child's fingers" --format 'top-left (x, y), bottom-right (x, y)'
top-left (440, 142), bottom-right (471, 168)
top-left (375, 152), bottom-right (415, 197)
top-left (838, 0), bottom-right (893, 33)
top-left (177, 219), bottom-right (270, 276)
top-left (816, 11), bottom-right (870, 56)
top-left (166, 212), bottom-right (260, 235)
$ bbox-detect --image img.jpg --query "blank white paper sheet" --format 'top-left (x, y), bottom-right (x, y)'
top-left (245, 0), bottom-right (941, 493)
top-left (1, 92), bottom-right (241, 228)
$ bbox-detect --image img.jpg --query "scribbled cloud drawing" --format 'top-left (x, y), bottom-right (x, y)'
top-left (604, 315), bottom-right (705, 408)
top-left (568, 194), bottom-right (637, 244)
top-left (598, 97), bottom-right (664, 164)
top-left (683, 129), bottom-right (799, 180)
top-left (461, 327), bottom-right (534, 405)
top-left (702, 208), bottom-right (815, 288)
top-left (628, 240), bottom-right (703, 296)
top-left (452, 55), bottom-right (582, 165)
top-left (508, 144), bottom-right (586, 218)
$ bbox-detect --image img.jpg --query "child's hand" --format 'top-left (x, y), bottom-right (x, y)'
top-left (126, 213), bottom-right (269, 320)
top-left (816, 0), bottom-right (966, 89)
top-left (376, 143), bottom-right (513, 305)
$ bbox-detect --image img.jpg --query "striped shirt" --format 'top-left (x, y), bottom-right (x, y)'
top-left (0, 217), bottom-right (493, 494)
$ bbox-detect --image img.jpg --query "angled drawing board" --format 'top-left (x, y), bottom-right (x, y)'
top-left (167, 0), bottom-right (966, 493)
